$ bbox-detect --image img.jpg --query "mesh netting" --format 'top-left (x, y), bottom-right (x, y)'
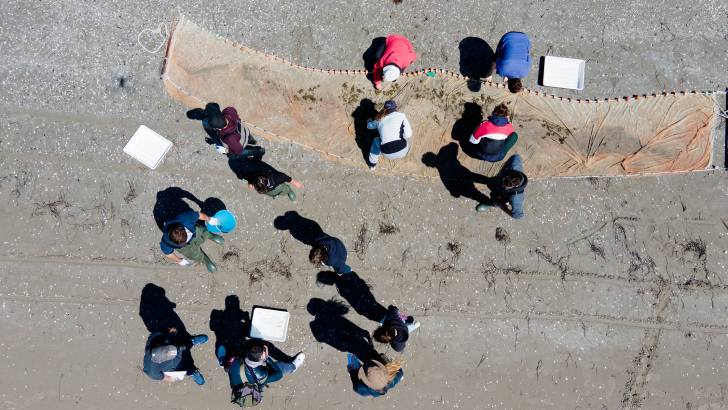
top-left (162, 17), bottom-right (715, 180)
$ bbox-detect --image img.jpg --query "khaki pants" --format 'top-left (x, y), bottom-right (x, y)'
top-left (177, 224), bottom-right (214, 263)
top-left (265, 183), bottom-right (294, 198)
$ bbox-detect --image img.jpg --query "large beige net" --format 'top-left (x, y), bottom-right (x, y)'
top-left (162, 17), bottom-right (715, 180)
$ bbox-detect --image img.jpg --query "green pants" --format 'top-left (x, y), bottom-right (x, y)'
top-left (266, 183), bottom-right (294, 198)
top-left (177, 224), bottom-right (214, 263)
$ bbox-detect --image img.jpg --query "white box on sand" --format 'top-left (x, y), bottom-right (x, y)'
top-left (250, 307), bottom-right (290, 342)
top-left (123, 125), bottom-right (173, 169)
top-left (542, 56), bottom-right (585, 90)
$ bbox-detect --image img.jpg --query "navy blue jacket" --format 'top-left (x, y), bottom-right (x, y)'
top-left (160, 211), bottom-right (200, 255)
top-left (142, 331), bottom-right (187, 380)
top-left (382, 306), bottom-right (409, 352)
top-left (227, 357), bottom-right (283, 390)
top-left (492, 154), bottom-right (526, 219)
top-left (313, 233), bottom-right (348, 273)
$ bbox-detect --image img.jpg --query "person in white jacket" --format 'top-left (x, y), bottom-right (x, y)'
top-left (366, 100), bottom-right (413, 170)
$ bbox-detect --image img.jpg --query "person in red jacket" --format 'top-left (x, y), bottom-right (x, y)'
top-left (371, 35), bottom-right (418, 90)
top-left (207, 107), bottom-right (265, 161)
top-left (469, 103), bottom-right (518, 162)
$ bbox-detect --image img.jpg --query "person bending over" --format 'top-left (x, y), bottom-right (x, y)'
top-left (366, 100), bottom-right (412, 170)
top-left (469, 103), bottom-right (518, 162)
top-left (485, 32), bottom-right (531, 93)
top-left (372, 35), bottom-right (418, 90)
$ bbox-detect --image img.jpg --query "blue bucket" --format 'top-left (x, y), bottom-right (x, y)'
top-left (207, 210), bottom-right (236, 233)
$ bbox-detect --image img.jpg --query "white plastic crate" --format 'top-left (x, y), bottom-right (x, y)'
top-left (250, 307), bottom-right (290, 342)
top-left (122, 125), bottom-right (173, 169)
top-left (542, 56), bottom-right (585, 90)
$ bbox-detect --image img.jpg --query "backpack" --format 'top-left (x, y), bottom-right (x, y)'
top-left (230, 359), bottom-right (268, 407)
top-left (219, 121), bottom-right (249, 147)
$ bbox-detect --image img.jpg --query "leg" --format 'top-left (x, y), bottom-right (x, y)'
top-left (227, 145), bottom-right (265, 161)
top-left (368, 137), bottom-right (382, 165)
top-left (500, 132), bottom-right (518, 158)
top-left (273, 183), bottom-right (296, 201)
top-left (195, 223), bottom-right (224, 245)
top-left (270, 360), bottom-right (296, 374)
top-left (265, 183), bottom-right (288, 199)
top-left (177, 237), bottom-right (206, 263)
top-left (406, 322), bottom-right (421, 333)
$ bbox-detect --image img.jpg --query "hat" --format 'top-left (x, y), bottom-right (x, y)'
top-left (383, 100), bottom-right (397, 110)
top-left (150, 345), bottom-right (178, 363)
top-left (382, 65), bottom-right (400, 82)
top-left (358, 360), bottom-right (388, 391)
top-left (208, 114), bottom-right (227, 130)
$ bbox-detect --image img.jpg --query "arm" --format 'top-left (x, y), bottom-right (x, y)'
top-left (142, 355), bottom-right (165, 380)
top-left (263, 360), bottom-right (284, 384)
top-left (402, 116), bottom-right (413, 139)
top-left (372, 59), bottom-right (384, 87)
top-left (289, 179), bottom-right (304, 189)
top-left (198, 212), bottom-right (210, 222)
top-left (269, 170), bottom-right (293, 185)
top-left (484, 60), bottom-right (497, 82)
top-left (222, 132), bottom-right (245, 155)
top-left (508, 193), bottom-right (525, 220)
top-left (164, 253), bottom-right (184, 263)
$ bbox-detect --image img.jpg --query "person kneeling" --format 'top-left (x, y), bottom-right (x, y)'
top-left (469, 103), bottom-right (518, 162)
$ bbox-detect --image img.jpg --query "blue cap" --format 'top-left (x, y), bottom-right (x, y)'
top-left (384, 100), bottom-right (397, 109)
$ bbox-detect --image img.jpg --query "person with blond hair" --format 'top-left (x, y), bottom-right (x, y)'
top-left (349, 354), bottom-right (404, 397)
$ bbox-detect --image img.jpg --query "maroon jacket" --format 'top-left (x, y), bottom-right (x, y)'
top-left (218, 107), bottom-right (247, 155)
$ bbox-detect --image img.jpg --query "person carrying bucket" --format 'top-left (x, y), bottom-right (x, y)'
top-left (366, 100), bottom-right (412, 170)
top-left (160, 211), bottom-right (228, 273)
top-left (371, 35), bottom-right (418, 90)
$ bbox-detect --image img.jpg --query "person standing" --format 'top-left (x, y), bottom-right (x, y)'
top-left (469, 103), bottom-right (518, 162)
top-left (372, 35), bottom-right (418, 90)
top-left (476, 154), bottom-right (528, 219)
top-left (348, 354), bottom-right (404, 397)
top-left (248, 170), bottom-right (304, 202)
top-left (309, 232), bottom-right (351, 278)
top-left (373, 305), bottom-right (420, 352)
top-left (366, 100), bottom-right (412, 170)
top-left (142, 327), bottom-right (208, 385)
top-left (484, 32), bottom-right (531, 93)
top-left (160, 211), bottom-right (224, 273)
top-left (207, 107), bottom-right (265, 161)
top-left (217, 340), bottom-right (304, 390)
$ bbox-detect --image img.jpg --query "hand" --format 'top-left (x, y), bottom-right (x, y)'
top-left (484, 75), bottom-right (493, 82)
top-left (163, 375), bottom-right (176, 383)
top-left (178, 259), bottom-right (190, 266)
top-left (503, 77), bottom-right (509, 83)
top-left (216, 145), bottom-right (227, 154)
top-left (208, 217), bottom-right (220, 227)
top-left (168, 327), bottom-right (178, 334)
top-left (291, 180), bottom-right (304, 189)
top-left (375, 83), bottom-right (382, 91)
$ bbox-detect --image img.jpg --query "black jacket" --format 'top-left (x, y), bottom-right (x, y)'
top-left (382, 305), bottom-right (409, 352)
top-left (142, 331), bottom-right (188, 380)
top-left (313, 233), bottom-right (348, 273)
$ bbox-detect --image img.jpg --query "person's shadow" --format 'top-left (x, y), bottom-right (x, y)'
top-left (459, 37), bottom-right (494, 92)
top-left (451, 102), bottom-right (484, 159)
top-left (351, 98), bottom-right (378, 163)
top-left (209, 295), bottom-right (251, 356)
top-left (307, 298), bottom-right (378, 360)
top-left (227, 158), bottom-right (278, 185)
top-left (317, 271), bottom-right (388, 323)
top-left (362, 37), bottom-right (387, 82)
top-left (422, 143), bottom-right (492, 206)
top-left (139, 283), bottom-right (189, 336)
top-left (273, 211), bottom-right (324, 246)
top-left (186, 102), bottom-right (222, 146)
top-left (153, 187), bottom-right (227, 231)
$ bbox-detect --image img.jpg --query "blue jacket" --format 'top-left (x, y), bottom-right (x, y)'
top-left (227, 358), bottom-right (283, 390)
top-left (353, 369), bottom-right (404, 397)
top-left (495, 32), bottom-right (531, 79)
top-left (160, 211), bottom-right (200, 255)
top-left (493, 154), bottom-right (526, 219)
top-left (313, 233), bottom-right (348, 273)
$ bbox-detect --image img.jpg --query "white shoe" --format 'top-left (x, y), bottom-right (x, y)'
top-left (292, 353), bottom-right (305, 371)
top-left (409, 322), bottom-right (421, 332)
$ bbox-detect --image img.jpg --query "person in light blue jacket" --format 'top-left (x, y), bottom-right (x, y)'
top-left (366, 100), bottom-right (413, 170)
top-left (477, 154), bottom-right (527, 219)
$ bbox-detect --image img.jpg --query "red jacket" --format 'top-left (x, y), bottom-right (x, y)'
top-left (373, 35), bottom-right (418, 86)
top-left (218, 107), bottom-right (245, 155)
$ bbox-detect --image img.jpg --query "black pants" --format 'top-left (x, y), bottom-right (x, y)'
top-left (227, 145), bottom-right (264, 160)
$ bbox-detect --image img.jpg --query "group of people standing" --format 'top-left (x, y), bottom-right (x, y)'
top-left (142, 30), bottom-right (532, 403)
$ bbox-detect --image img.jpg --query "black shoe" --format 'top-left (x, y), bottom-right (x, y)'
top-left (248, 135), bottom-right (258, 145)
top-left (405, 316), bottom-right (414, 324)
top-left (253, 148), bottom-right (265, 162)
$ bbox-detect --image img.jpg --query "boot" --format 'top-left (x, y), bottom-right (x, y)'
top-left (203, 255), bottom-right (217, 274)
top-left (476, 204), bottom-right (492, 212)
top-left (209, 234), bottom-right (225, 245)
top-left (271, 194), bottom-right (279, 200)
top-left (288, 191), bottom-right (296, 201)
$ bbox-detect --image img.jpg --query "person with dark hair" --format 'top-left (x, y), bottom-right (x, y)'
top-left (206, 106), bottom-right (265, 161)
top-left (469, 103), bottom-right (518, 162)
top-left (366, 100), bottom-right (413, 170)
top-left (371, 35), bottom-right (418, 90)
top-left (216, 339), bottom-right (305, 391)
top-left (348, 354), bottom-right (404, 397)
top-left (309, 232), bottom-right (351, 278)
top-left (477, 154), bottom-right (528, 219)
top-left (160, 211), bottom-right (224, 273)
top-left (372, 305), bottom-right (420, 352)
top-left (247, 170), bottom-right (304, 201)
top-left (484, 32), bottom-right (531, 93)
top-left (142, 327), bottom-right (208, 385)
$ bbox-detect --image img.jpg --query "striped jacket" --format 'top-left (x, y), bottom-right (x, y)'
top-left (469, 116), bottom-right (514, 157)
